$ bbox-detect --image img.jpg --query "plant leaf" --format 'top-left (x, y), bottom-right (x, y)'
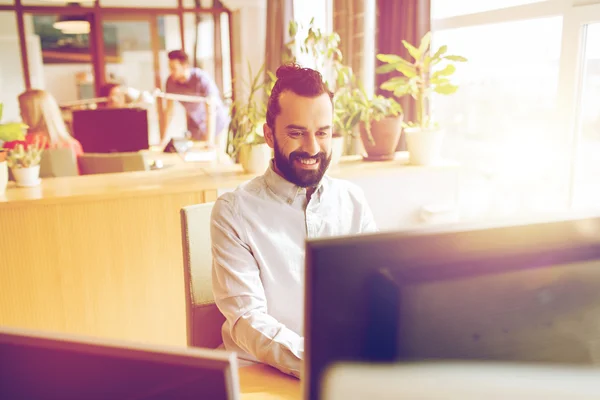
top-left (375, 63), bottom-right (398, 74)
top-left (402, 39), bottom-right (421, 61)
top-left (432, 45), bottom-right (447, 61)
top-left (376, 53), bottom-right (404, 64)
top-left (418, 32), bottom-right (432, 56)
top-left (432, 64), bottom-right (456, 79)
top-left (434, 83), bottom-right (459, 95)
top-left (444, 55), bottom-right (468, 62)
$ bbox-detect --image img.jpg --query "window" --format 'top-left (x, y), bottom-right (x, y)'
top-left (292, 0), bottom-right (331, 68)
top-left (431, 0), bottom-right (547, 19)
top-left (430, 0), bottom-right (593, 220)
top-left (573, 21), bottom-right (600, 210)
top-left (0, 11), bottom-right (26, 122)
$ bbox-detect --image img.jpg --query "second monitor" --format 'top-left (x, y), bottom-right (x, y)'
top-left (304, 215), bottom-right (600, 400)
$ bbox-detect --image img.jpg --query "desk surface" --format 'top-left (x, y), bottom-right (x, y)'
top-left (239, 364), bottom-right (301, 400)
top-left (0, 151), bottom-right (458, 207)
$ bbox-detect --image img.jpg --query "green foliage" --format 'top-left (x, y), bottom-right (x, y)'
top-left (376, 31), bottom-right (467, 129)
top-left (0, 103), bottom-right (27, 143)
top-left (343, 81), bottom-right (402, 146)
top-left (286, 18), bottom-right (354, 136)
top-left (227, 62), bottom-right (275, 157)
top-left (6, 139), bottom-right (45, 169)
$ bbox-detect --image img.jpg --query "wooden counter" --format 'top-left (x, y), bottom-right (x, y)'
top-left (0, 152), bottom-right (459, 347)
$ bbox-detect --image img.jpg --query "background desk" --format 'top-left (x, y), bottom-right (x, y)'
top-left (0, 152), bottom-right (459, 346)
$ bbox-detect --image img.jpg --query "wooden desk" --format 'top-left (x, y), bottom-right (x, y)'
top-left (239, 365), bottom-right (301, 400)
top-left (0, 152), bottom-right (459, 347)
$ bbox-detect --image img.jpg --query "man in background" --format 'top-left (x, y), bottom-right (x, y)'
top-left (161, 50), bottom-right (228, 145)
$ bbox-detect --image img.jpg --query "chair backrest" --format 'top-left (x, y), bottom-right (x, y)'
top-left (180, 202), bottom-right (225, 349)
top-left (39, 147), bottom-right (79, 178)
top-left (78, 152), bottom-right (148, 175)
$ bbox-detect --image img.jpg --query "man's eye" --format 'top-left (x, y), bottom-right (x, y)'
top-left (289, 131), bottom-right (303, 137)
top-left (317, 131), bottom-right (329, 137)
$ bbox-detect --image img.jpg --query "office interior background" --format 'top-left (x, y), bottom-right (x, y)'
top-left (0, 0), bottom-right (599, 222)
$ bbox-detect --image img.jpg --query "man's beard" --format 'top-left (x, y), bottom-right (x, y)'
top-left (273, 136), bottom-right (331, 188)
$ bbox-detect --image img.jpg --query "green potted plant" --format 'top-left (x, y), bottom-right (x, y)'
top-left (6, 138), bottom-right (45, 187)
top-left (376, 31), bottom-right (467, 165)
top-left (286, 19), bottom-right (354, 164)
top-left (347, 82), bottom-right (403, 161)
top-left (0, 103), bottom-right (28, 193)
top-left (228, 62), bottom-right (274, 174)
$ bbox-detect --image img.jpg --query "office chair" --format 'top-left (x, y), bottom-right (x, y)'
top-left (78, 152), bottom-right (148, 175)
top-left (180, 202), bottom-right (226, 349)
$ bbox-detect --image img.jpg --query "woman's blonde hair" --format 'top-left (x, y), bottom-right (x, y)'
top-left (18, 89), bottom-right (75, 145)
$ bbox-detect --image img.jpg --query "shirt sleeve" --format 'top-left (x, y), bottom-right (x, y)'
top-left (197, 70), bottom-right (221, 98)
top-left (210, 196), bottom-right (304, 377)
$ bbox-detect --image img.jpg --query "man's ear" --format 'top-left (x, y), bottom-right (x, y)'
top-left (264, 123), bottom-right (275, 149)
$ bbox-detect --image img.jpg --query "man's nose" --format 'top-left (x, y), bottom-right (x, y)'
top-left (302, 133), bottom-right (320, 155)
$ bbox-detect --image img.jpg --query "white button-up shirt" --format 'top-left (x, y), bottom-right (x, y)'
top-left (211, 162), bottom-right (377, 377)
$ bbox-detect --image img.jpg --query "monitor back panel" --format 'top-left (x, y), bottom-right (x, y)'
top-left (72, 108), bottom-right (149, 153)
top-left (305, 216), bottom-right (600, 400)
top-left (0, 328), bottom-right (238, 400)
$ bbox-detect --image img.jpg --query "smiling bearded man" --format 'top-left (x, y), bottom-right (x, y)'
top-left (209, 63), bottom-right (378, 378)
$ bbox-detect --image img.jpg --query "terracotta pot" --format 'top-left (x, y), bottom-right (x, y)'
top-left (359, 115), bottom-right (403, 161)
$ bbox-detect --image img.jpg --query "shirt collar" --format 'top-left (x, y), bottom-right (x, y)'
top-left (263, 160), bottom-right (326, 204)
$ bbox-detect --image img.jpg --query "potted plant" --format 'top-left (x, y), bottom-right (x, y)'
top-left (228, 63), bottom-right (273, 174)
top-left (0, 103), bottom-right (28, 193)
top-left (286, 19), bottom-right (354, 164)
top-left (347, 82), bottom-right (403, 161)
top-left (6, 139), bottom-right (45, 187)
top-left (376, 32), bottom-right (467, 165)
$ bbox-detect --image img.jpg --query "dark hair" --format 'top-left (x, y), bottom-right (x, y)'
top-left (266, 63), bottom-right (333, 128)
top-left (168, 50), bottom-right (189, 64)
top-left (99, 82), bottom-right (120, 98)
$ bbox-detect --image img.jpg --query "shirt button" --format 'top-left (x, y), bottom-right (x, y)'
top-left (288, 199), bottom-right (293, 204)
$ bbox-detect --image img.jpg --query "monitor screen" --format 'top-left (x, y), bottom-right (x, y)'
top-left (0, 327), bottom-right (239, 400)
top-left (304, 215), bottom-right (600, 400)
top-left (72, 108), bottom-right (149, 153)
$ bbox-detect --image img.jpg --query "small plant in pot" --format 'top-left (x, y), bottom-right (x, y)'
top-left (227, 63), bottom-right (274, 174)
top-left (0, 103), bottom-right (28, 192)
top-left (348, 82), bottom-right (403, 161)
top-left (376, 31), bottom-right (467, 165)
top-left (6, 139), bottom-right (45, 187)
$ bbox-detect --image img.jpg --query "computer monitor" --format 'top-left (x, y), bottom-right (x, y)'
top-left (72, 108), bottom-right (149, 153)
top-left (0, 326), bottom-right (239, 399)
top-left (304, 215), bottom-right (600, 400)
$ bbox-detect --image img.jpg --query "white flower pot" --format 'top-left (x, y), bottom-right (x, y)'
top-left (330, 135), bottom-right (345, 166)
top-left (239, 143), bottom-right (272, 174)
top-left (11, 165), bottom-right (41, 187)
top-left (405, 127), bottom-right (445, 166)
top-left (0, 161), bottom-right (7, 194)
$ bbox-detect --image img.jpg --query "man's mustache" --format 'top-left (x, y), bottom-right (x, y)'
top-left (290, 151), bottom-right (327, 162)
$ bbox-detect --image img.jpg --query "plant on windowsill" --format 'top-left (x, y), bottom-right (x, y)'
top-left (227, 62), bottom-right (274, 174)
top-left (6, 138), bottom-right (46, 188)
top-left (344, 81), bottom-right (403, 161)
top-left (376, 31), bottom-right (467, 165)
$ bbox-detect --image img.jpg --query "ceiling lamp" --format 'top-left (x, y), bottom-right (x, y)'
top-left (52, 3), bottom-right (90, 35)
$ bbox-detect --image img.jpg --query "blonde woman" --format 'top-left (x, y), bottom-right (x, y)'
top-left (3, 89), bottom-right (83, 156)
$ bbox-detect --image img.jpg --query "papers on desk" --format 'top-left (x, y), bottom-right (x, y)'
top-left (321, 362), bottom-right (600, 399)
